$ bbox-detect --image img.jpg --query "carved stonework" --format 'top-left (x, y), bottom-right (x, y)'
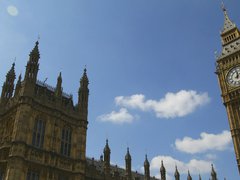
top-left (0, 50), bottom-right (88, 179)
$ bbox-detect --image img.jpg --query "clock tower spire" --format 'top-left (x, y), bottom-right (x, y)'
top-left (215, 4), bottom-right (240, 173)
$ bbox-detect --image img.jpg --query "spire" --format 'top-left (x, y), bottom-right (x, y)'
top-left (125, 147), bottom-right (132, 180)
top-left (125, 147), bottom-right (131, 160)
top-left (221, 3), bottom-right (237, 34)
top-left (144, 155), bottom-right (150, 180)
top-left (199, 174), bottom-right (202, 180)
top-left (81, 67), bottom-right (89, 87)
top-left (174, 166), bottom-right (180, 180)
top-left (211, 164), bottom-right (217, 180)
top-left (104, 139), bottom-right (111, 154)
top-left (30, 41), bottom-right (40, 59)
top-left (55, 72), bottom-right (62, 97)
top-left (1, 63), bottom-right (16, 102)
top-left (8, 63), bottom-right (16, 78)
top-left (103, 139), bottom-right (111, 179)
top-left (187, 170), bottom-right (192, 180)
top-left (14, 74), bottom-right (22, 97)
top-left (144, 154), bottom-right (150, 167)
top-left (160, 160), bottom-right (166, 180)
top-left (103, 139), bottom-right (111, 163)
top-left (24, 41), bottom-right (40, 83)
top-left (78, 68), bottom-right (89, 118)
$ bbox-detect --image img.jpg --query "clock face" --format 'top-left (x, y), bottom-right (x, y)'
top-left (227, 67), bottom-right (240, 87)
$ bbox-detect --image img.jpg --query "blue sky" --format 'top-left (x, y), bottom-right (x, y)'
top-left (0, 0), bottom-right (239, 179)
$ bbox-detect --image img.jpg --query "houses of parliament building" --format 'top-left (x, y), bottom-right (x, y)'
top-left (0, 4), bottom-right (239, 180)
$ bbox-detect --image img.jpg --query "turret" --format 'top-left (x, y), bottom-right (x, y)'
top-left (55, 72), bottom-right (63, 98)
top-left (78, 68), bottom-right (89, 120)
top-left (24, 41), bottom-right (40, 83)
top-left (125, 147), bottom-right (132, 180)
top-left (187, 171), bottom-right (192, 180)
top-left (144, 155), bottom-right (150, 180)
top-left (174, 166), bottom-right (180, 180)
top-left (1, 63), bottom-right (16, 104)
top-left (160, 160), bottom-right (166, 180)
top-left (103, 139), bottom-right (111, 178)
top-left (22, 41), bottom-right (40, 96)
top-left (211, 164), bottom-right (217, 180)
top-left (76, 68), bottom-right (89, 161)
top-left (14, 74), bottom-right (22, 97)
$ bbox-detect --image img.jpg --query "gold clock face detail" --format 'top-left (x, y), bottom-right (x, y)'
top-left (227, 67), bottom-right (240, 87)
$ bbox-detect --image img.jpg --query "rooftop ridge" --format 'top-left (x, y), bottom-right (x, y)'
top-left (36, 80), bottom-right (71, 99)
top-left (86, 157), bottom-right (157, 179)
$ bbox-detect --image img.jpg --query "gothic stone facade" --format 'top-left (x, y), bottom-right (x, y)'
top-left (0, 42), bottom-right (88, 180)
top-left (0, 42), bottom-right (219, 180)
top-left (0, 42), bottom-right (160, 180)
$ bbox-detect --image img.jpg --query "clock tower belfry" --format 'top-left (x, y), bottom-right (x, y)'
top-left (216, 5), bottom-right (240, 173)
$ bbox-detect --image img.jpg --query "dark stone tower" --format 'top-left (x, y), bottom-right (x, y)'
top-left (78, 68), bottom-right (89, 120)
top-left (215, 4), bottom-right (240, 173)
top-left (103, 139), bottom-right (111, 179)
top-left (125, 147), bottom-right (132, 180)
top-left (160, 160), bottom-right (166, 180)
top-left (78, 67), bottom-right (89, 160)
top-left (144, 155), bottom-right (150, 180)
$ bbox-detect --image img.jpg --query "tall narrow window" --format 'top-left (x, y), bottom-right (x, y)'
top-left (26, 170), bottom-right (39, 180)
top-left (0, 170), bottom-right (3, 180)
top-left (60, 127), bottom-right (72, 156)
top-left (32, 119), bottom-right (45, 148)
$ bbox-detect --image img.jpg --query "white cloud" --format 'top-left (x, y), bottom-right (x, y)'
top-left (150, 155), bottom-right (212, 176)
top-left (205, 154), bottom-right (217, 160)
top-left (7, 5), bottom-right (18, 16)
top-left (97, 108), bottom-right (134, 124)
top-left (175, 130), bottom-right (232, 154)
top-left (115, 90), bottom-right (210, 118)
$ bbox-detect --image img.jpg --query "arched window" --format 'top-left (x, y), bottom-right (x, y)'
top-left (60, 127), bottom-right (72, 156)
top-left (32, 119), bottom-right (45, 148)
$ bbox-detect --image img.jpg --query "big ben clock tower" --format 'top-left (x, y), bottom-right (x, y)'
top-left (216, 5), bottom-right (240, 173)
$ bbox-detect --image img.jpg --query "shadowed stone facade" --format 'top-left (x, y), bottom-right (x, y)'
top-left (0, 41), bottom-right (88, 180)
